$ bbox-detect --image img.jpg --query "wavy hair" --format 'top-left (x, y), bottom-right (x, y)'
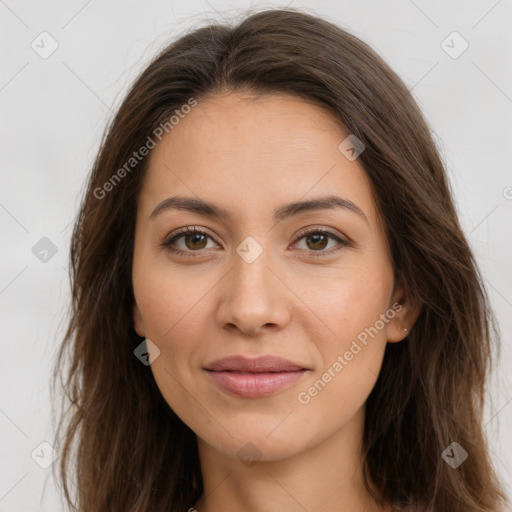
top-left (51, 7), bottom-right (509, 511)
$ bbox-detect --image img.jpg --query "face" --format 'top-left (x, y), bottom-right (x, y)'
top-left (132, 90), bottom-right (415, 463)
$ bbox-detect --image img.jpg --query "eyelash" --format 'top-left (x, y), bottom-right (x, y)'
top-left (161, 226), bottom-right (349, 258)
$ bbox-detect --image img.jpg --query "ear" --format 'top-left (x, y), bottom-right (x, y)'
top-left (386, 284), bottom-right (422, 343)
top-left (133, 301), bottom-right (146, 337)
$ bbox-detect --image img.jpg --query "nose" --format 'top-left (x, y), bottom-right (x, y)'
top-left (216, 245), bottom-right (291, 337)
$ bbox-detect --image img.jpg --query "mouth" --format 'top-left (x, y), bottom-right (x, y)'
top-left (203, 355), bottom-right (311, 398)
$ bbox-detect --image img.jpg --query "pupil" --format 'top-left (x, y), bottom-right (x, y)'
top-left (309, 233), bottom-right (327, 250)
top-left (188, 234), bottom-right (206, 249)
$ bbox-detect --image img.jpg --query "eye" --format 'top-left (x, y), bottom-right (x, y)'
top-left (161, 226), bottom-right (349, 257)
top-left (161, 226), bottom-right (218, 256)
top-left (292, 227), bottom-right (349, 257)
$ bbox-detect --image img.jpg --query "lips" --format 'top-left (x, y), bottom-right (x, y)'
top-left (203, 355), bottom-right (310, 397)
top-left (204, 355), bottom-right (308, 373)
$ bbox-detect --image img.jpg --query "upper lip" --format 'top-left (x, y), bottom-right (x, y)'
top-left (204, 355), bottom-right (309, 373)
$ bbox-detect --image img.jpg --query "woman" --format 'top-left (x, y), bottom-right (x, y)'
top-left (52, 7), bottom-right (509, 511)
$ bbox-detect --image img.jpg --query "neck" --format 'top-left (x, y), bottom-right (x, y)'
top-left (193, 406), bottom-right (390, 512)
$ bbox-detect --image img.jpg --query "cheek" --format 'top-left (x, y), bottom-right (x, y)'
top-left (133, 269), bottom-right (210, 424)
top-left (293, 284), bottom-right (390, 432)
top-left (132, 261), bottom-right (219, 397)
top-left (304, 265), bottom-right (393, 347)
top-left (297, 268), bottom-right (392, 404)
top-left (133, 255), bottom-right (217, 340)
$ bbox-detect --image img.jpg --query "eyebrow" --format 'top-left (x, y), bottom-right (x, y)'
top-left (149, 194), bottom-right (368, 225)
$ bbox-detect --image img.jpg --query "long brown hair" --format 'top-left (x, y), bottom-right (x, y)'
top-left (51, 7), bottom-right (509, 511)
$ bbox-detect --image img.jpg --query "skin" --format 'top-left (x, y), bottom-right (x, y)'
top-left (132, 90), bottom-right (421, 512)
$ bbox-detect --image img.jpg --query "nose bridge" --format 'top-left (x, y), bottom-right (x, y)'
top-left (231, 238), bottom-right (277, 309)
top-left (234, 239), bottom-right (272, 295)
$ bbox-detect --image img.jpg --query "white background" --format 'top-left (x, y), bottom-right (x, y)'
top-left (1, 0), bottom-right (511, 510)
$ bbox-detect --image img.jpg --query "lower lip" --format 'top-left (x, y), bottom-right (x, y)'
top-left (205, 370), bottom-right (308, 397)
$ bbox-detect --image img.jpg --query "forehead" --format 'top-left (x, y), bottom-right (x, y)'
top-left (155, 90), bottom-right (348, 165)
top-left (140, 91), bottom-right (379, 228)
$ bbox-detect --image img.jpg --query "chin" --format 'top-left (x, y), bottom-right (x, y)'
top-left (203, 430), bottom-right (310, 464)
top-left (194, 411), bottom-right (328, 465)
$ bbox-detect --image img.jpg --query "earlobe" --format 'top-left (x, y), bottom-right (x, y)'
top-left (387, 290), bottom-right (422, 343)
top-left (133, 302), bottom-right (145, 337)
